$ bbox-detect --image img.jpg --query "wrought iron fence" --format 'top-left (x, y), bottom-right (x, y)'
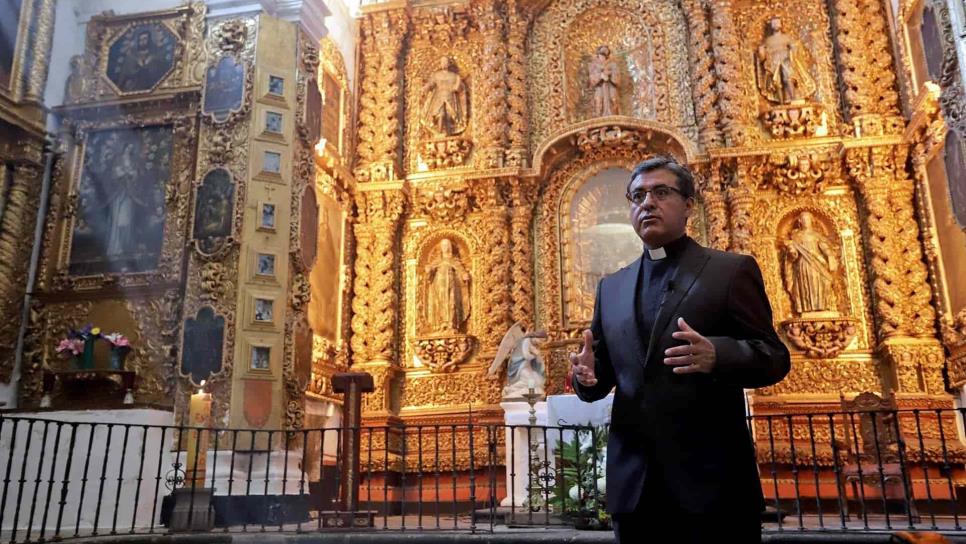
top-left (0, 408), bottom-right (964, 542)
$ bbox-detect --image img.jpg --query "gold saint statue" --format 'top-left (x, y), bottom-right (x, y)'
top-left (424, 238), bottom-right (470, 334)
top-left (589, 45), bottom-right (621, 116)
top-left (420, 57), bottom-right (468, 137)
top-left (782, 211), bottom-right (839, 314)
top-left (755, 17), bottom-right (817, 104)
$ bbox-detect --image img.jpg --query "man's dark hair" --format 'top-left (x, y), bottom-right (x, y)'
top-left (627, 155), bottom-right (696, 199)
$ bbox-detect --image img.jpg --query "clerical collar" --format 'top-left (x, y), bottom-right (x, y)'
top-left (644, 235), bottom-right (690, 261)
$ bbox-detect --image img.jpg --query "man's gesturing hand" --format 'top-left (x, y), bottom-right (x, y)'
top-left (664, 317), bottom-right (716, 374)
top-left (569, 329), bottom-right (597, 386)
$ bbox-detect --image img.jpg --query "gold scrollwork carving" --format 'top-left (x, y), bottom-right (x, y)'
top-left (781, 317), bottom-right (857, 359)
top-left (413, 335), bottom-right (475, 373)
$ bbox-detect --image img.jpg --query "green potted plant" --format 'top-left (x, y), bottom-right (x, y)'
top-left (547, 424), bottom-right (611, 530)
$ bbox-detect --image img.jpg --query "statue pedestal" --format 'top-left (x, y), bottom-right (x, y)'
top-left (499, 400), bottom-right (546, 508)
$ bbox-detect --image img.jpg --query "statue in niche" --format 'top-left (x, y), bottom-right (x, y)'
top-left (755, 17), bottom-right (817, 105)
top-left (423, 238), bottom-right (470, 334)
top-left (488, 322), bottom-right (548, 400)
top-left (589, 45), bottom-right (621, 117)
top-left (782, 211), bottom-right (839, 314)
top-left (420, 56), bottom-right (468, 137)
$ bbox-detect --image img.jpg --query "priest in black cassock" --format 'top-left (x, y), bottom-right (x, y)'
top-left (570, 155), bottom-right (790, 543)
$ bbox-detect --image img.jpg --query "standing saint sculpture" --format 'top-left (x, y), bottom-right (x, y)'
top-left (755, 17), bottom-right (817, 104)
top-left (424, 238), bottom-right (470, 334)
top-left (782, 211), bottom-right (839, 314)
top-left (589, 45), bottom-right (621, 117)
top-left (420, 57), bottom-right (468, 137)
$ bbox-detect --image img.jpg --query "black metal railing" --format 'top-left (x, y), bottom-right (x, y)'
top-left (0, 408), bottom-right (964, 541)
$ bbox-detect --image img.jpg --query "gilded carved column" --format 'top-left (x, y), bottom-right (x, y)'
top-left (846, 146), bottom-right (944, 395)
top-left (699, 164), bottom-right (729, 250)
top-left (351, 186), bottom-right (407, 367)
top-left (505, 0), bottom-right (530, 167)
top-left (0, 161), bottom-right (41, 380)
top-left (726, 162), bottom-right (754, 254)
top-left (708, 0), bottom-right (752, 146)
top-left (25, 0), bottom-right (55, 102)
top-left (682, 0), bottom-right (722, 149)
top-left (474, 0), bottom-right (508, 169)
top-left (351, 186), bottom-right (407, 417)
top-left (508, 177), bottom-right (536, 325)
top-left (829, 0), bottom-right (902, 133)
top-left (354, 10), bottom-right (408, 182)
top-left (473, 179), bottom-right (512, 351)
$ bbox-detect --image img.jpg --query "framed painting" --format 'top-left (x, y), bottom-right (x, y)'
top-left (202, 55), bottom-right (245, 122)
top-left (308, 193), bottom-right (344, 341)
top-left (192, 168), bottom-right (234, 247)
top-left (0, 0), bottom-right (23, 91)
top-left (105, 22), bottom-right (177, 93)
top-left (69, 125), bottom-right (172, 276)
top-left (181, 306), bottom-right (225, 385)
top-left (298, 185), bottom-right (318, 270)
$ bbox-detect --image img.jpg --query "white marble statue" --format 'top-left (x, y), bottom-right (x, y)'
top-left (488, 321), bottom-right (548, 400)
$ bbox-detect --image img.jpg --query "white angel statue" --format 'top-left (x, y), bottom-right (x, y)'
top-left (487, 321), bottom-right (548, 400)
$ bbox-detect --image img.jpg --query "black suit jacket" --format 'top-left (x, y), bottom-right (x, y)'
top-left (574, 238), bottom-right (790, 515)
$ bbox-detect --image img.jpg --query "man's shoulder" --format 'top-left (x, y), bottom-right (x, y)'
top-left (599, 257), bottom-right (641, 288)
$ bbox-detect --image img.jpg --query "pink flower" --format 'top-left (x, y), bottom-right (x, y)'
top-left (55, 338), bottom-right (84, 356)
top-left (104, 333), bottom-right (131, 348)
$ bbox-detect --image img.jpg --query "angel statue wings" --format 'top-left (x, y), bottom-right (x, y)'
top-left (487, 322), bottom-right (548, 401)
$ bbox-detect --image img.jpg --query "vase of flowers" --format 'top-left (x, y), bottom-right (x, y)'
top-left (103, 333), bottom-right (131, 370)
top-left (56, 324), bottom-right (101, 369)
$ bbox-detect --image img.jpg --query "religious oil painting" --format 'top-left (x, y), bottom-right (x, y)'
top-left (181, 307), bottom-right (225, 385)
top-left (265, 111), bottom-right (283, 134)
top-left (203, 55), bottom-right (245, 122)
top-left (321, 72), bottom-right (341, 151)
top-left (0, 0), bottom-right (22, 90)
top-left (254, 297), bottom-right (274, 322)
top-left (308, 194), bottom-right (344, 341)
top-left (946, 131), bottom-right (966, 229)
top-left (69, 125), bottom-right (172, 276)
top-left (567, 167), bottom-right (641, 323)
top-left (256, 253), bottom-right (276, 276)
top-left (268, 75), bottom-right (284, 95)
top-left (192, 168), bottom-right (234, 244)
top-left (250, 345), bottom-right (270, 371)
top-left (299, 186), bottom-right (319, 270)
top-left (263, 150), bottom-right (281, 173)
top-left (260, 202), bottom-right (276, 230)
top-left (305, 77), bottom-right (323, 146)
top-left (106, 23), bottom-right (177, 93)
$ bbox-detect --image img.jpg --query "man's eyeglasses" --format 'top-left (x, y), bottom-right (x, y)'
top-left (625, 185), bottom-right (687, 205)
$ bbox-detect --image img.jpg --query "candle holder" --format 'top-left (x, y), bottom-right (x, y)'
top-left (522, 386), bottom-right (554, 513)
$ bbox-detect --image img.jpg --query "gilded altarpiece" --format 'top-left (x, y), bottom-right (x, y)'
top-left (25, 3), bottom-right (207, 407)
top-left (351, 0), bottom-right (965, 482)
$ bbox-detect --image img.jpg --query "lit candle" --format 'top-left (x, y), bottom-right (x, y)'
top-left (528, 378), bottom-right (535, 391)
top-left (185, 380), bottom-right (212, 488)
